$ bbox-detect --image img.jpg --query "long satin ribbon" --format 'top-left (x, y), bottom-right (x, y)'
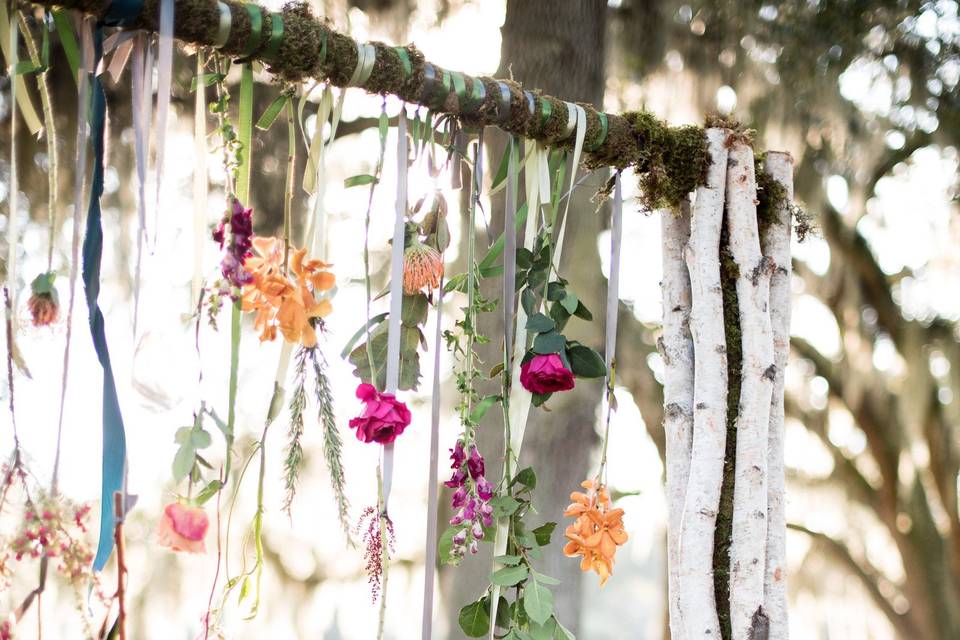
top-left (213, 1), bottom-right (231, 48)
top-left (382, 110), bottom-right (407, 509)
top-left (192, 50), bottom-right (207, 303)
top-left (151, 0), bottom-right (174, 249)
top-left (605, 175), bottom-right (623, 376)
top-left (347, 42), bottom-right (376, 87)
top-left (86, 25), bottom-right (129, 572)
top-left (419, 282), bottom-right (444, 640)
top-left (53, 17), bottom-right (93, 493)
top-left (6, 13), bottom-right (19, 334)
top-left (552, 104), bottom-right (586, 267)
top-left (502, 137), bottom-right (518, 383)
top-left (130, 33), bottom-right (149, 336)
top-left (0, 1), bottom-right (42, 135)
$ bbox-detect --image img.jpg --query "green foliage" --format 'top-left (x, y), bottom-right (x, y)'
top-left (347, 294), bottom-right (427, 391)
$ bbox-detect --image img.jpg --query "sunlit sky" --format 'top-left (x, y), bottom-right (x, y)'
top-left (1, 1), bottom-right (958, 638)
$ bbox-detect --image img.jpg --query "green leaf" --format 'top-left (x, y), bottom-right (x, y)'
top-left (512, 467), bottom-right (537, 490)
top-left (533, 522), bottom-right (557, 547)
top-left (525, 313), bottom-right (555, 333)
top-left (516, 247), bottom-right (534, 269)
top-left (521, 288), bottom-right (536, 316)
top-left (533, 571), bottom-right (561, 585)
top-left (531, 392), bottom-right (552, 407)
top-left (573, 301), bottom-right (593, 321)
top-left (490, 495), bottom-right (521, 518)
top-left (567, 345), bottom-right (606, 378)
top-left (523, 580), bottom-right (554, 625)
top-left (340, 312), bottom-right (389, 359)
top-left (495, 595), bottom-right (511, 629)
top-left (560, 291), bottom-right (579, 315)
top-left (489, 362), bottom-right (505, 379)
top-left (532, 331), bottom-right (565, 355)
top-left (458, 599), bottom-right (490, 637)
top-left (401, 293), bottom-right (429, 326)
top-left (194, 480), bottom-right (224, 505)
top-left (174, 426), bottom-right (192, 445)
top-left (553, 618), bottom-right (576, 639)
top-left (255, 95), bottom-right (288, 130)
top-left (348, 323), bottom-right (422, 391)
top-left (238, 575), bottom-right (251, 603)
top-left (494, 554), bottom-right (522, 566)
top-left (443, 272), bottom-right (468, 293)
top-left (469, 395), bottom-right (501, 425)
top-left (491, 564), bottom-right (529, 587)
top-left (344, 174), bottom-right (378, 188)
top-left (439, 526), bottom-right (460, 566)
top-left (546, 281), bottom-right (566, 302)
top-left (191, 72), bottom-right (225, 92)
top-left (190, 428), bottom-right (212, 449)
top-left (172, 444), bottom-right (195, 483)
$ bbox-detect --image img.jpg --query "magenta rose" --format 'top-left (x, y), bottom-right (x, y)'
top-left (348, 383), bottom-right (412, 444)
top-left (520, 353), bottom-right (575, 394)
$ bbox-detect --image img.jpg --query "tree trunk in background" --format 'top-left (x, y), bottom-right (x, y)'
top-left (442, 1), bottom-right (608, 637)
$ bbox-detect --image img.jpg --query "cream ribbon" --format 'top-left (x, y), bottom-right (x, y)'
top-left (347, 42), bottom-right (376, 87)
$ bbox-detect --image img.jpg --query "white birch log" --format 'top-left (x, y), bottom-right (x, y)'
top-left (726, 141), bottom-right (776, 640)
top-left (676, 127), bottom-right (730, 639)
top-left (761, 151), bottom-right (794, 640)
top-left (660, 200), bottom-right (694, 639)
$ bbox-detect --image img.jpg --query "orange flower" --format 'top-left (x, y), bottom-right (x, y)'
top-left (562, 480), bottom-right (627, 586)
top-left (402, 242), bottom-right (443, 295)
top-left (241, 237), bottom-right (335, 347)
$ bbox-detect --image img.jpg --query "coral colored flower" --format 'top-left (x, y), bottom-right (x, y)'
top-left (562, 480), bottom-right (627, 586)
top-left (402, 242), bottom-right (443, 295)
top-left (241, 237), bottom-right (335, 346)
top-left (520, 353), bottom-right (575, 394)
top-left (27, 272), bottom-right (59, 327)
top-left (348, 383), bottom-right (411, 444)
top-left (156, 503), bottom-right (209, 554)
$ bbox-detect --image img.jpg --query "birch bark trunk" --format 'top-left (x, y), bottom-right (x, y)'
top-left (761, 152), bottom-right (793, 639)
top-left (676, 127), bottom-right (730, 639)
top-left (661, 200), bottom-right (694, 639)
top-left (726, 141), bottom-right (776, 640)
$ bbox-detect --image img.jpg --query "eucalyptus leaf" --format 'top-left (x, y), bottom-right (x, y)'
top-left (172, 444), bottom-right (195, 483)
top-left (523, 580), bottom-right (554, 625)
top-left (532, 331), bottom-right (565, 355)
top-left (401, 293), bottom-right (430, 326)
top-left (525, 313), bottom-right (555, 333)
top-left (567, 345), bottom-right (606, 378)
top-left (458, 599), bottom-right (490, 637)
top-left (533, 522), bottom-right (557, 547)
top-left (469, 395), bottom-right (501, 425)
top-left (344, 174), bottom-right (378, 188)
top-left (494, 554), bottom-right (522, 566)
top-left (491, 564), bottom-right (528, 587)
top-left (560, 291), bottom-right (579, 315)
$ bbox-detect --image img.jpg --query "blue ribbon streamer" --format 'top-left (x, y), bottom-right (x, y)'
top-left (85, 26), bottom-right (129, 572)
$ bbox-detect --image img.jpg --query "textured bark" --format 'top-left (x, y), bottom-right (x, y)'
top-left (676, 128), bottom-right (729, 639)
top-left (660, 200), bottom-right (694, 639)
top-left (760, 152), bottom-right (792, 639)
top-left (725, 142), bottom-right (775, 640)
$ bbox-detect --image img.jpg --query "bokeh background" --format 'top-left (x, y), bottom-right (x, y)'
top-left (1, 0), bottom-right (959, 638)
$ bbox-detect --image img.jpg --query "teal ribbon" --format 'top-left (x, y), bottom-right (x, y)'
top-left (261, 12), bottom-right (283, 61)
top-left (86, 25), bottom-right (129, 572)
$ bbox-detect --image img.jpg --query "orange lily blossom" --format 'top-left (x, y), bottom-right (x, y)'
top-left (241, 237), bottom-right (335, 347)
top-left (563, 479), bottom-right (628, 586)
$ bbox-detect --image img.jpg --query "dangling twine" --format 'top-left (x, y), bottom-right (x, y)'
top-left (382, 109), bottom-right (408, 510)
top-left (419, 279), bottom-right (443, 640)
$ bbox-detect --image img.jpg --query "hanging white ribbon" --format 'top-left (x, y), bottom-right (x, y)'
top-left (419, 282), bottom-right (444, 640)
top-left (212, 1), bottom-right (231, 49)
top-left (382, 109), bottom-right (408, 510)
top-left (301, 85), bottom-right (340, 258)
top-left (6, 11), bottom-right (19, 329)
top-left (191, 51), bottom-right (208, 303)
top-left (605, 174), bottom-right (623, 376)
top-left (130, 34), bottom-right (151, 335)
top-left (347, 42), bottom-right (376, 88)
top-left (151, 0), bottom-right (174, 248)
top-left (553, 104), bottom-right (587, 268)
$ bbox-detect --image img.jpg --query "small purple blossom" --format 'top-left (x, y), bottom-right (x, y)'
top-left (444, 439), bottom-right (495, 559)
top-left (213, 197), bottom-right (254, 294)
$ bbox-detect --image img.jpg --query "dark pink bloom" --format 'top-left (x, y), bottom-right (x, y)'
top-left (348, 383), bottom-right (412, 444)
top-left (520, 353), bottom-right (575, 394)
top-left (213, 198), bottom-right (255, 291)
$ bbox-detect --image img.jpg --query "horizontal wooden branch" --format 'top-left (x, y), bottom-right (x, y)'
top-left (45, 0), bottom-right (720, 206)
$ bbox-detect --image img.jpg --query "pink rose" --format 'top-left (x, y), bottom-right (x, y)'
top-left (520, 353), bottom-right (575, 394)
top-left (156, 503), bottom-right (209, 554)
top-left (348, 383), bottom-right (412, 444)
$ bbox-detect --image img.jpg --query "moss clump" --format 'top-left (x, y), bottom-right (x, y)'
top-left (624, 111), bottom-right (708, 211)
top-left (267, 3), bottom-right (324, 82)
top-left (584, 114), bottom-right (634, 170)
top-left (714, 221), bottom-right (742, 640)
top-left (755, 154), bottom-right (788, 240)
top-left (322, 27), bottom-right (360, 86)
top-left (540, 96), bottom-right (570, 142)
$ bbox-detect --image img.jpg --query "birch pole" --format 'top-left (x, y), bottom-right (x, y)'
top-left (676, 128), bottom-right (730, 638)
top-left (761, 152), bottom-right (794, 639)
top-left (726, 141), bottom-right (776, 640)
top-left (661, 199), bottom-right (694, 638)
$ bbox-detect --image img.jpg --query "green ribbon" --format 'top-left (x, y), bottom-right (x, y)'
top-left (240, 4), bottom-right (263, 59)
top-left (539, 96), bottom-right (552, 129)
top-left (586, 112), bottom-right (608, 152)
top-left (394, 46), bottom-right (411, 76)
top-left (261, 12), bottom-right (283, 61)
